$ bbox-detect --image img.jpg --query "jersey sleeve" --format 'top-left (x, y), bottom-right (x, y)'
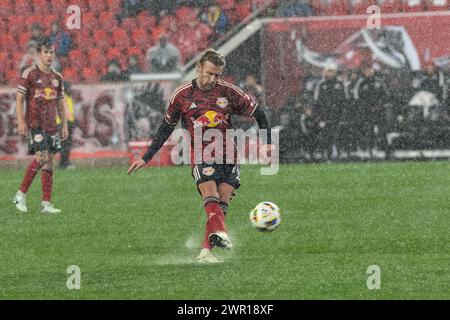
top-left (17, 69), bottom-right (33, 96)
top-left (164, 92), bottom-right (181, 126)
top-left (228, 84), bottom-right (258, 117)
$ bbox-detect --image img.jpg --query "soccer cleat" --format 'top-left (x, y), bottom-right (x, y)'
top-left (196, 248), bottom-right (223, 264)
top-left (13, 191), bottom-right (27, 213)
top-left (208, 231), bottom-right (232, 250)
top-left (40, 201), bottom-right (62, 214)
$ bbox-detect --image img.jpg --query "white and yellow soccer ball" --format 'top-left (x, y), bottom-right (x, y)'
top-left (249, 202), bottom-right (281, 232)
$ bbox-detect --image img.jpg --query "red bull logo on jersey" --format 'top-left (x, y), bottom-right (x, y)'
top-left (193, 110), bottom-right (228, 128)
top-left (34, 87), bottom-right (57, 100)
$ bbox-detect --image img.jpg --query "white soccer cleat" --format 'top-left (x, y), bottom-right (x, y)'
top-left (209, 231), bottom-right (233, 250)
top-left (197, 248), bottom-right (223, 264)
top-left (40, 201), bottom-right (62, 214)
top-left (13, 191), bottom-right (27, 213)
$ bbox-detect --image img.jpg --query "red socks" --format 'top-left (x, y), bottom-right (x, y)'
top-left (19, 159), bottom-right (42, 193)
top-left (41, 169), bottom-right (53, 202)
top-left (19, 159), bottom-right (54, 203)
top-left (202, 198), bottom-right (226, 249)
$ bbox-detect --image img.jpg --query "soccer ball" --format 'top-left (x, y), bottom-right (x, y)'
top-left (249, 202), bottom-right (281, 232)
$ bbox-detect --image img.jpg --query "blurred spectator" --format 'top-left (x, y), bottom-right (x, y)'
top-left (352, 63), bottom-right (388, 156)
top-left (421, 62), bottom-right (446, 103)
top-left (149, 0), bottom-right (177, 24)
top-left (57, 81), bottom-right (76, 169)
top-left (49, 21), bottom-right (72, 57)
top-left (200, 4), bottom-right (230, 40)
top-left (19, 41), bottom-right (39, 73)
top-left (146, 35), bottom-right (181, 73)
top-left (278, 0), bottom-right (313, 17)
top-left (279, 95), bottom-right (305, 162)
top-left (240, 74), bottom-right (263, 103)
top-left (30, 23), bottom-right (45, 43)
top-left (126, 55), bottom-right (143, 75)
top-left (101, 60), bottom-right (129, 82)
top-left (117, 0), bottom-right (148, 21)
top-left (313, 64), bottom-right (347, 159)
top-left (300, 102), bottom-right (321, 161)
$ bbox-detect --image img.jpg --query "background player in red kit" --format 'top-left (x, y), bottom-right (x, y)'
top-left (13, 39), bottom-right (68, 214)
top-left (128, 49), bottom-right (273, 263)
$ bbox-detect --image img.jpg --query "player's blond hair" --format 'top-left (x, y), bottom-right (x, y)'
top-left (196, 49), bottom-right (225, 68)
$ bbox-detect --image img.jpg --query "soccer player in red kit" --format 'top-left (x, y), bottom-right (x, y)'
top-left (13, 39), bottom-right (68, 213)
top-left (128, 49), bottom-right (273, 263)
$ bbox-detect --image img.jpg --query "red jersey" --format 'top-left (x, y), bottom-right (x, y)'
top-left (165, 79), bottom-right (258, 163)
top-left (17, 65), bottom-right (64, 134)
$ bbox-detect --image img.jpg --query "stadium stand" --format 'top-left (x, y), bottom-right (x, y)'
top-left (0, 0), bottom-right (449, 84)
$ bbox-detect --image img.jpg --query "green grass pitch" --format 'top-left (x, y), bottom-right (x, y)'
top-left (0, 161), bottom-right (449, 299)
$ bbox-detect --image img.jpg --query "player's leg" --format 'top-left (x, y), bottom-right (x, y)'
top-left (193, 164), bottom-right (231, 263)
top-left (14, 129), bottom-right (48, 213)
top-left (14, 151), bottom-right (46, 213)
top-left (217, 182), bottom-right (234, 217)
top-left (40, 133), bottom-right (62, 213)
top-left (198, 180), bottom-right (231, 249)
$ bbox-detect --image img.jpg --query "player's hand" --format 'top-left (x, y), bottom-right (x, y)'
top-left (18, 121), bottom-right (27, 139)
top-left (61, 125), bottom-right (69, 141)
top-left (127, 159), bottom-right (146, 175)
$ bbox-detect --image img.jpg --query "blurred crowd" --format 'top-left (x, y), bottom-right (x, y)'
top-left (277, 62), bottom-right (450, 162)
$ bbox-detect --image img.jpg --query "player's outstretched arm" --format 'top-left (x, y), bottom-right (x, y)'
top-left (127, 120), bottom-right (175, 175)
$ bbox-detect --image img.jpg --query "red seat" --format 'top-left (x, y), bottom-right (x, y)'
top-left (216, 0), bottom-right (234, 10)
top-left (0, 32), bottom-right (15, 50)
top-left (326, 0), bottom-right (350, 16)
top-left (18, 33), bottom-right (32, 51)
top-left (93, 30), bottom-right (110, 51)
top-left (87, 0), bottom-right (107, 13)
top-left (112, 28), bottom-right (130, 49)
top-left (63, 67), bottom-right (80, 83)
top-left (0, 52), bottom-right (8, 72)
top-left (50, 0), bottom-right (69, 15)
top-left (235, 3), bottom-right (252, 20)
top-left (32, 0), bottom-right (52, 15)
top-left (71, 30), bottom-right (92, 49)
top-left (82, 67), bottom-right (98, 82)
top-left (121, 17), bottom-right (138, 34)
top-left (14, 0), bottom-right (31, 15)
top-left (127, 47), bottom-right (145, 69)
top-left (82, 12), bottom-right (98, 31)
top-left (175, 6), bottom-right (197, 21)
top-left (6, 69), bottom-right (20, 85)
top-left (99, 12), bottom-right (117, 30)
top-left (128, 47), bottom-right (142, 57)
top-left (106, 47), bottom-right (122, 61)
top-left (0, 1), bottom-right (14, 17)
top-left (131, 28), bottom-right (150, 47)
top-left (68, 49), bottom-right (85, 69)
top-left (309, 0), bottom-right (326, 15)
top-left (8, 15), bottom-right (28, 34)
top-left (351, 0), bottom-right (377, 15)
top-left (378, 0), bottom-right (403, 13)
top-left (137, 11), bottom-right (156, 31)
top-left (104, 0), bottom-right (121, 13)
top-left (87, 48), bottom-right (107, 69)
top-left (106, 47), bottom-right (126, 68)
